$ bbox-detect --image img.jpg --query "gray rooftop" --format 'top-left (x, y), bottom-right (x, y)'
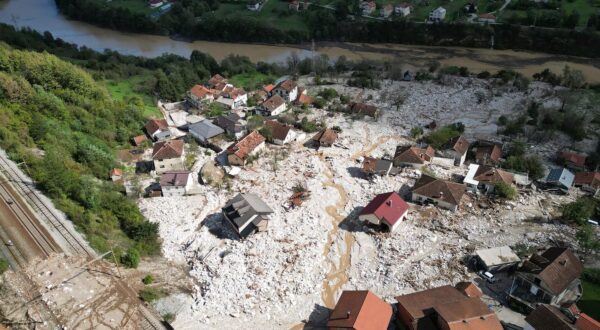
top-left (189, 119), bottom-right (224, 139)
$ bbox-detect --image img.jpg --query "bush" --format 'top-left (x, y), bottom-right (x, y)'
top-left (495, 182), bottom-right (517, 200)
top-left (502, 154), bottom-right (545, 180)
top-left (163, 313), bottom-right (175, 323)
top-left (410, 126), bottom-right (424, 139)
top-left (139, 287), bottom-right (164, 302)
top-left (582, 268), bottom-right (600, 285)
top-left (121, 247), bottom-right (140, 268)
top-left (0, 258), bottom-right (8, 274)
top-left (562, 197), bottom-right (597, 225)
top-left (317, 88), bottom-right (338, 101)
top-left (313, 97), bottom-right (326, 109)
top-left (424, 125), bottom-right (462, 148)
top-left (339, 94), bottom-right (350, 104)
top-left (142, 274), bottom-right (154, 285)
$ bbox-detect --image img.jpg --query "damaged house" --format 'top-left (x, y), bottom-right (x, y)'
top-left (440, 135), bottom-right (470, 166)
top-left (222, 193), bottom-right (274, 238)
top-left (393, 145), bottom-right (435, 168)
top-left (358, 192), bottom-right (409, 232)
top-left (463, 164), bottom-right (514, 194)
top-left (411, 175), bottom-right (466, 211)
top-left (226, 130), bottom-right (266, 166)
top-left (508, 247), bottom-right (583, 310)
top-left (362, 157), bottom-right (396, 177)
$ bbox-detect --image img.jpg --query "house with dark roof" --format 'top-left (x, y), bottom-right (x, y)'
top-left (559, 151), bottom-right (588, 171)
top-left (188, 119), bottom-right (224, 143)
top-left (546, 168), bottom-right (575, 192)
top-left (152, 140), bottom-right (185, 174)
top-left (525, 304), bottom-right (576, 330)
top-left (358, 192), bottom-right (409, 232)
top-left (508, 247), bottom-right (583, 310)
top-left (256, 94), bottom-right (287, 117)
top-left (208, 74), bottom-right (229, 90)
top-left (473, 246), bottom-right (520, 273)
top-left (411, 175), bottom-right (466, 211)
top-left (214, 113), bottom-right (247, 139)
top-left (396, 283), bottom-right (503, 330)
top-left (270, 79), bottom-right (298, 102)
top-left (264, 120), bottom-right (299, 145)
top-left (463, 164), bottom-right (514, 194)
top-left (159, 171), bottom-right (192, 197)
top-left (473, 141), bottom-right (503, 165)
top-left (362, 157), bottom-right (395, 177)
top-left (144, 119), bottom-right (170, 141)
top-left (347, 102), bottom-right (379, 118)
top-left (312, 128), bottom-right (338, 148)
top-left (222, 193), bottom-right (273, 238)
top-left (327, 290), bottom-right (392, 330)
top-left (226, 131), bottom-right (266, 166)
top-left (393, 145), bottom-right (435, 168)
top-left (574, 172), bottom-right (600, 194)
top-left (440, 135), bottom-right (470, 166)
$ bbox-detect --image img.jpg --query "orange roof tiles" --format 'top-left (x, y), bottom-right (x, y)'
top-left (227, 131), bottom-right (265, 160)
top-left (327, 290), bottom-right (392, 330)
top-left (152, 140), bottom-right (184, 160)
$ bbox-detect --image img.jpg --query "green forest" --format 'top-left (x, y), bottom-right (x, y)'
top-left (0, 43), bottom-right (163, 256)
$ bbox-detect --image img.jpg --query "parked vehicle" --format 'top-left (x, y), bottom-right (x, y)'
top-left (479, 270), bottom-right (497, 283)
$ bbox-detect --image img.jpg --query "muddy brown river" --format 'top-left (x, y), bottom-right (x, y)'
top-left (2, 0), bottom-right (600, 81)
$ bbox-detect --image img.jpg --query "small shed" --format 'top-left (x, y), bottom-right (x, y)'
top-left (474, 246), bottom-right (520, 273)
top-left (546, 167), bottom-right (575, 191)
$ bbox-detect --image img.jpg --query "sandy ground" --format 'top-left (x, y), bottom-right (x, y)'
top-left (137, 78), bottom-right (589, 329)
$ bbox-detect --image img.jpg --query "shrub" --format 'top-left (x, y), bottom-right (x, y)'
top-left (313, 97), bottom-right (326, 109)
top-left (410, 126), bottom-right (424, 139)
top-left (317, 88), bottom-right (338, 101)
top-left (121, 247), bottom-right (140, 268)
top-left (502, 154), bottom-right (545, 180)
top-left (339, 94), bottom-right (350, 104)
top-left (424, 124), bottom-right (462, 148)
top-left (495, 182), bottom-right (517, 200)
top-left (139, 287), bottom-right (165, 302)
top-left (497, 115), bottom-right (508, 126)
top-left (163, 313), bottom-right (175, 323)
top-left (332, 126), bottom-right (342, 133)
top-left (0, 258), bottom-right (8, 274)
top-left (142, 274), bottom-right (154, 285)
top-left (562, 197), bottom-right (597, 225)
top-left (582, 268), bottom-right (600, 285)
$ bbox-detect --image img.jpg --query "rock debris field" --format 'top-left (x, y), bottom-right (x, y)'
top-left (139, 78), bottom-right (585, 329)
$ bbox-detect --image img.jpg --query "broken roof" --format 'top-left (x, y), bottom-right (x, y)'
top-left (560, 151), bottom-right (587, 168)
top-left (475, 246), bottom-right (520, 267)
top-left (574, 172), bottom-right (600, 188)
top-left (348, 102), bottom-right (379, 117)
top-left (275, 79), bottom-right (297, 92)
top-left (547, 168), bottom-right (575, 188)
top-left (475, 142), bottom-right (502, 163)
top-left (327, 290), bottom-right (392, 330)
top-left (413, 175), bottom-right (466, 206)
top-left (312, 128), bottom-right (338, 145)
top-left (359, 192), bottom-right (409, 227)
top-left (152, 139), bottom-right (184, 160)
top-left (208, 74), bottom-right (227, 87)
top-left (525, 304), bottom-right (576, 330)
top-left (227, 130), bottom-right (265, 160)
top-left (518, 247), bottom-right (583, 295)
top-left (394, 145), bottom-right (435, 164)
top-left (362, 157), bottom-right (392, 174)
top-left (144, 119), bottom-right (168, 136)
top-left (473, 166), bottom-right (514, 185)
top-left (265, 120), bottom-right (293, 141)
top-left (159, 171), bottom-right (191, 187)
top-left (444, 135), bottom-right (470, 155)
top-left (261, 94), bottom-right (285, 112)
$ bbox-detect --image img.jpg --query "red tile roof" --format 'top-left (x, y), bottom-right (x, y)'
top-left (576, 313), bottom-right (600, 330)
top-left (455, 282), bottom-right (483, 299)
top-left (276, 79), bottom-right (297, 92)
top-left (265, 120), bottom-right (292, 141)
top-left (297, 94), bottom-right (314, 105)
top-left (110, 168), bottom-right (123, 177)
top-left (359, 192), bottom-right (408, 227)
top-left (327, 290), bottom-right (392, 330)
top-left (574, 172), bottom-right (600, 188)
top-left (227, 130), bottom-right (265, 160)
top-left (263, 84), bottom-right (275, 93)
top-left (312, 128), bottom-right (338, 146)
top-left (152, 140), bottom-right (184, 160)
top-left (474, 166), bottom-right (514, 185)
top-left (261, 94), bottom-right (285, 112)
top-left (132, 135), bottom-right (147, 146)
top-left (560, 151), bottom-right (587, 168)
top-left (519, 247), bottom-right (583, 295)
top-left (413, 175), bottom-right (466, 207)
top-left (445, 135), bottom-right (470, 155)
top-left (144, 119), bottom-right (168, 136)
top-left (208, 74), bottom-right (227, 87)
top-left (190, 84), bottom-right (213, 99)
top-left (394, 145), bottom-right (435, 164)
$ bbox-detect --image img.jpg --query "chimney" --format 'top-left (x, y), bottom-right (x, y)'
top-left (346, 310), bottom-right (351, 319)
top-left (387, 199), bottom-right (392, 207)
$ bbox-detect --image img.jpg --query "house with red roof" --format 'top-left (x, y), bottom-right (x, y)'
top-left (110, 168), bottom-right (123, 182)
top-left (560, 151), bottom-right (588, 171)
top-left (576, 313), bottom-right (600, 330)
top-left (226, 131), bottom-right (266, 166)
top-left (189, 84), bottom-right (215, 108)
top-left (359, 192), bottom-right (409, 232)
top-left (327, 290), bottom-right (392, 330)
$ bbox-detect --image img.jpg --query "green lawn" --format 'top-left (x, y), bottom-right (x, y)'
top-left (580, 279), bottom-right (600, 320)
top-left (229, 72), bottom-right (277, 90)
top-left (102, 76), bottom-right (162, 118)
top-left (561, 0), bottom-right (600, 25)
top-left (209, 0), bottom-right (309, 32)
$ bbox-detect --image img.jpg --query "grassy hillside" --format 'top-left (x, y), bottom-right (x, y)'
top-left (0, 43), bottom-right (160, 256)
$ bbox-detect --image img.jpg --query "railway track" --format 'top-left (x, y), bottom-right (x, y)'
top-left (0, 154), bottom-right (95, 258)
